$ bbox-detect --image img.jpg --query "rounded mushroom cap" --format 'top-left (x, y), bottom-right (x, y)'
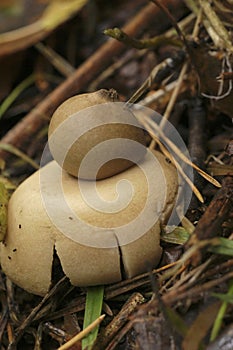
top-left (48, 89), bottom-right (147, 180)
top-left (0, 150), bottom-right (178, 296)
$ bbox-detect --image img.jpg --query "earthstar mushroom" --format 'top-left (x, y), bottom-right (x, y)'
top-left (48, 89), bottom-right (147, 180)
top-left (0, 90), bottom-right (178, 296)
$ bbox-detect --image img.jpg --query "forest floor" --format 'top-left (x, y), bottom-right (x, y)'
top-left (0, 1), bottom-right (232, 349)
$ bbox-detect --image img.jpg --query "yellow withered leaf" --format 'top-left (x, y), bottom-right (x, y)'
top-left (41, 0), bottom-right (88, 30)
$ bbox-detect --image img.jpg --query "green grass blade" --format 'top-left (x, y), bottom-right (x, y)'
top-left (210, 280), bottom-right (233, 341)
top-left (211, 293), bottom-right (233, 304)
top-left (164, 305), bottom-right (188, 336)
top-left (0, 143), bottom-right (39, 169)
top-left (82, 286), bottom-right (104, 350)
top-left (0, 74), bottom-right (35, 119)
top-left (208, 237), bottom-right (233, 256)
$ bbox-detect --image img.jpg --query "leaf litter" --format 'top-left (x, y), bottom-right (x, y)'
top-left (0, 1), bottom-right (233, 349)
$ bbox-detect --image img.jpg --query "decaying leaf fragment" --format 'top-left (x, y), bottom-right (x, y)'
top-left (188, 43), bottom-right (233, 117)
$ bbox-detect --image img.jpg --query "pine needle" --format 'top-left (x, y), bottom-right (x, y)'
top-left (136, 112), bottom-right (221, 190)
top-left (58, 314), bottom-right (105, 350)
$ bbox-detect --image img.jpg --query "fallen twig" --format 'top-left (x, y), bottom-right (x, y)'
top-left (186, 175), bottom-right (233, 264)
top-left (0, 0), bottom-right (187, 161)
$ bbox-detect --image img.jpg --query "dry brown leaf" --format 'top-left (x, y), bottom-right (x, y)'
top-left (182, 302), bottom-right (221, 350)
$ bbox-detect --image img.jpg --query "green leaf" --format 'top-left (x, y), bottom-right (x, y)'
top-left (82, 286), bottom-right (104, 350)
top-left (0, 175), bottom-right (16, 190)
top-left (0, 182), bottom-right (8, 241)
top-left (161, 226), bottom-right (190, 245)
